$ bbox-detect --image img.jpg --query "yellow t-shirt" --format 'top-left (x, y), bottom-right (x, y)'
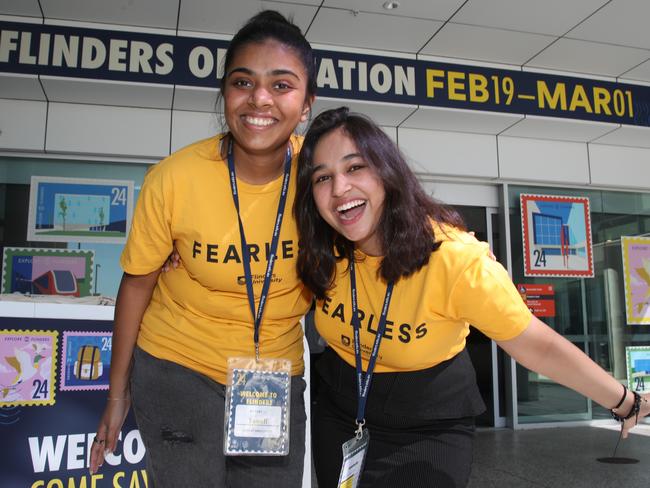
top-left (121, 134), bottom-right (311, 384)
top-left (315, 223), bottom-right (533, 373)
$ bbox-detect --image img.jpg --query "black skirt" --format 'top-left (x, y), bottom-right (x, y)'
top-left (312, 347), bottom-right (485, 488)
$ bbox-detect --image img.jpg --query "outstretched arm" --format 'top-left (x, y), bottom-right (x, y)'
top-left (497, 316), bottom-right (650, 438)
top-left (89, 270), bottom-right (160, 474)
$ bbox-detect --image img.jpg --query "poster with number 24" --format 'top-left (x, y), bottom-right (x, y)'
top-left (520, 194), bottom-right (594, 278)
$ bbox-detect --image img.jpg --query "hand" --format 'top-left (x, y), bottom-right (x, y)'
top-left (89, 397), bottom-right (131, 474)
top-left (621, 392), bottom-right (650, 439)
top-left (162, 243), bottom-right (181, 272)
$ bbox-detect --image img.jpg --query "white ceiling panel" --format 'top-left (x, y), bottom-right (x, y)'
top-left (590, 125), bottom-right (650, 149)
top-left (0, 0), bottom-right (42, 18)
top-left (0, 73), bottom-right (45, 100)
top-left (526, 38), bottom-right (650, 77)
top-left (500, 115), bottom-right (618, 142)
top-left (307, 7), bottom-right (442, 53)
top-left (0, 98), bottom-right (47, 152)
top-left (178, 0), bottom-right (317, 35)
top-left (46, 102), bottom-right (170, 158)
top-left (40, 77), bottom-right (174, 109)
top-left (567, 0), bottom-right (650, 49)
top-left (620, 59), bottom-right (650, 83)
top-left (400, 106), bottom-right (522, 134)
top-left (321, 0), bottom-right (465, 21)
top-left (421, 181), bottom-right (500, 208)
top-left (310, 98), bottom-right (417, 127)
top-left (266, 0), bottom-right (321, 4)
top-left (171, 110), bottom-right (220, 153)
top-left (421, 23), bottom-right (554, 65)
top-left (40, 0), bottom-right (179, 30)
top-left (453, 0), bottom-right (608, 36)
top-left (173, 86), bottom-right (220, 113)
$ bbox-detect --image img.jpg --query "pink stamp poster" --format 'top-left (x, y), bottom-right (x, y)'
top-left (621, 236), bottom-right (650, 325)
top-left (0, 330), bottom-right (58, 407)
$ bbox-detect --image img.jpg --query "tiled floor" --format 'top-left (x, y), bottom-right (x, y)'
top-left (468, 424), bottom-right (650, 488)
top-left (310, 422), bottom-right (649, 487)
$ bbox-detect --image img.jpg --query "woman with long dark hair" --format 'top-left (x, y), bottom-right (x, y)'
top-left (295, 107), bottom-right (650, 487)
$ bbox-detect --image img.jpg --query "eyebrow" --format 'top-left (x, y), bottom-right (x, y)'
top-left (312, 153), bottom-right (363, 173)
top-left (227, 67), bottom-right (301, 79)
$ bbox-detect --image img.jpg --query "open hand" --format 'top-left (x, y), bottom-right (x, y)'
top-left (89, 397), bottom-right (131, 474)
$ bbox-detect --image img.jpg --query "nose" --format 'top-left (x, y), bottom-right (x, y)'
top-left (249, 85), bottom-right (273, 108)
top-left (331, 173), bottom-right (351, 197)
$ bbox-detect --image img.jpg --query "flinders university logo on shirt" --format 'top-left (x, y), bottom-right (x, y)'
top-left (237, 274), bottom-right (282, 286)
top-left (191, 238), bottom-right (294, 286)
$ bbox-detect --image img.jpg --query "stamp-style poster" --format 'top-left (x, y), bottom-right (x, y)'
top-left (60, 331), bottom-right (112, 391)
top-left (626, 346), bottom-right (650, 394)
top-left (27, 176), bottom-right (134, 244)
top-left (520, 194), bottom-right (594, 278)
top-left (621, 236), bottom-right (650, 325)
top-left (1, 247), bottom-right (94, 296)
top-left (0, 330), bottom-right (58, 407)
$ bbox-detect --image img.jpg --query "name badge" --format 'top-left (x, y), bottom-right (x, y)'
top-left (225, 357), bottom-right (291, 456)
top-left (338, 428), bottom-right (369, 488)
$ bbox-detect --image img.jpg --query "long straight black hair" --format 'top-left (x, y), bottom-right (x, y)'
top-left (295, 107), bottom-right (466, 299)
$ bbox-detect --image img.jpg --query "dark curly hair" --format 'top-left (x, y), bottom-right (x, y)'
top-left (295, 107), bottom-right (465, 299)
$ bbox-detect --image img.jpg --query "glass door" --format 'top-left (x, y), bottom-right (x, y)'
top-left (455, 205), bottom-right (506, 427)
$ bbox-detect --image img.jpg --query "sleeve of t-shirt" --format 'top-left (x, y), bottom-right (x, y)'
top-left (446, 242), bottom-right (533, 341)
top-left (120, 162), bottom-right (173, 275)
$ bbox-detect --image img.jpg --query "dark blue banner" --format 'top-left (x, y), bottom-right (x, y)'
top-left (2, 21), bottom-right (649, 126)
top-left (0, 317), bottom-right (146, 488)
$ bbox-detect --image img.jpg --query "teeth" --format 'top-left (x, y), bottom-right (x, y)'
top-left (244, 116), bottom-right (276, 127)
top-left (337, 200), bottom-right (365, 212)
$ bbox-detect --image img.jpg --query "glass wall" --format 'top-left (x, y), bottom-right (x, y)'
top-left (508, 185), bottom-right (650, 424)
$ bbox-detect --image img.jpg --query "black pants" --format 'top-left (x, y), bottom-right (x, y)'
top-left (131, 347), bottom-right (306, 488)
top-left (312, 349), bottom-right (478, 488)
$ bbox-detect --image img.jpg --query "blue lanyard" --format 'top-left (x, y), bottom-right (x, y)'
top-left (349, 259), bottom-right (394, 428)
top-left (227, 138), bottom-right (292, 359)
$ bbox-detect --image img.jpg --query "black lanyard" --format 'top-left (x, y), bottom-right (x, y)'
top-left (349, 259), bottom-right (394, 430)
top-left (227, 138), bottom-right (292, 359)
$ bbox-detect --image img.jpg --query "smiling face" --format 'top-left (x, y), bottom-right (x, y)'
top-left (311, 127), bottom-right (386, 256)
top-left (222, 39), bottom-right (313, 160)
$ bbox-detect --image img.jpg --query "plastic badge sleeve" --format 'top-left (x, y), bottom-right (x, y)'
top-left (224, 357), bottom-right (292, 456)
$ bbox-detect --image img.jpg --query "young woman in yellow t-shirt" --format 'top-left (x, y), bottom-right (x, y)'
top-left (90, 11), bottom-right (315, 487)
top-left (295, 107), bottom-right (650, 488)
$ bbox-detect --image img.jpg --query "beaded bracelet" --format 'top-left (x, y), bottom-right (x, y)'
top-left (610, 390), bottom-right (642, 423)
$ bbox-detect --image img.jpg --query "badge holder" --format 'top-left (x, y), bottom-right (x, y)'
top-left (224, 357), bottom-right (291, 456)
top-left (337, 423), bottom-right (370, 488)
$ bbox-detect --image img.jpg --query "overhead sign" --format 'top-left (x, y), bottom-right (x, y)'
top-left (1, 20), bottom-right (650, 126)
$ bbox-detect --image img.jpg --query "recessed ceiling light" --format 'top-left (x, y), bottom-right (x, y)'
top-left (383, 1), bottom-right (400, 10)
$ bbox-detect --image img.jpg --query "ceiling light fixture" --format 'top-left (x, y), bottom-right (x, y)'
top-left (382, 1), bottom-right (400, 10)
